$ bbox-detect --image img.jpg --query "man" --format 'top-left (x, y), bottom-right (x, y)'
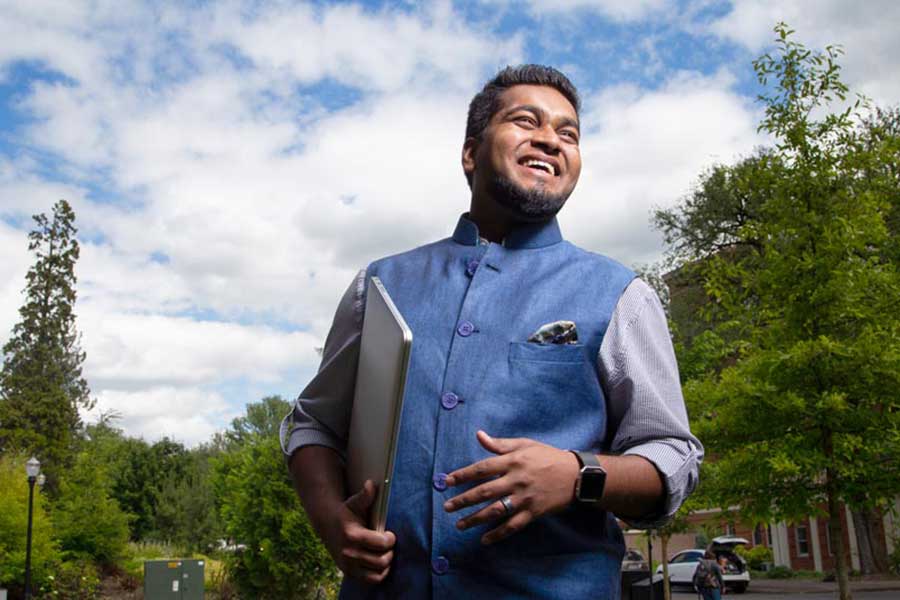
top-left (282, 64), bottom-right (702, 599)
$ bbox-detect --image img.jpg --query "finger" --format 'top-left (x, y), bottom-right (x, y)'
top-left (341, 547), bottom-right (394, 572)
top-left (477, 430), bottom-right (534, 455)
top-left (360, 564), bottom-right (391, 585)
top-left (445, 455), bottom-right (508, 487)
top-left (454, 495), bottom-right (515, 531)
top-left (481, 509), bottom-right (533, 545)
top-left (345, 479), bottom-right (377, 517)
top-left (443, 477), bottom-right (510, 513)
top-left (345, 523), bottom-right (396, 552)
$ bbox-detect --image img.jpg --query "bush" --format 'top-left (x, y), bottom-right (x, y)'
top-left (736, 544), bottom-right (774, 570)
top-left (213, 434), bottom-right (339, 599)
top-left (766, 565), bottom-right (794, 579)
top-left (52, 450), bottom-right (131, 565)
top-left (37, 559), bottom-right (101, 600)
top-left (0, 454), bottom-right (60, 594)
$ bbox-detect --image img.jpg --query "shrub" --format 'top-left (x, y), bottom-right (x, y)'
top-left (37, 559), bottom-right (101, 600)
top-left (0, 454), bottom-right (60, 594)
top-left (213, 434), bottom-right (339, 599)
top-left (767, 565), bottom-right (794, 579)
top-left (736, 544), bottom-right (774, 570)
top-left (52, 450), bottom-right (131, 565)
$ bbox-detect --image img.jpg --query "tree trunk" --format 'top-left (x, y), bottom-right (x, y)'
top-left (661, 533), bottom-right (671, 600)
top-left (826, 477), bottom-right (853, 599)
top-left (852, 508), bottom-right (890, 574)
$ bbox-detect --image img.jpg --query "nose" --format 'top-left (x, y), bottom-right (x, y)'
top-left (530, 124), bottom-right (561, 154)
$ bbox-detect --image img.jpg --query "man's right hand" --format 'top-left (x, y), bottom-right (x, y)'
top-left (326, 479), bottom-right (396, 584)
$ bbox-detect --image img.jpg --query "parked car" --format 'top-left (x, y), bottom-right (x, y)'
top-left (621, 549), bottom-right (649, 572)
top-left (655, 536), bottom-right (750, 593)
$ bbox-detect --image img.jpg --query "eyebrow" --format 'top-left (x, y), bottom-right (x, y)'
top-left (505, 104), bottom-right (580, 132)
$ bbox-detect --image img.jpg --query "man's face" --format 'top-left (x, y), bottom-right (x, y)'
top-left (463, 84), bottom-right (581, 222)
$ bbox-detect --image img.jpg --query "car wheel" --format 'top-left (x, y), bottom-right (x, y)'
top-left (732, 583), bottom-right (747, 594)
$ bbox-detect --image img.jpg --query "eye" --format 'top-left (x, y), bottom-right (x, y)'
top-left (560, 129), bottom-right (579, 143)
top-left (514, 115), bottom-right (538, 127)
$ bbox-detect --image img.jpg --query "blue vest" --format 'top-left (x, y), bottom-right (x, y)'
top-left (341, 215), bottom-right (635, 599)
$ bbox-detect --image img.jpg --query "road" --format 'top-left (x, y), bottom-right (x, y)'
top-left (671, 590), bottom-right (899, 599)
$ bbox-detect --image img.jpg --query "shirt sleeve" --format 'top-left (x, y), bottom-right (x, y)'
top-left (279, 269), bottom-right (367, 463)
top-left (599, 277), bottom-right (704, 529)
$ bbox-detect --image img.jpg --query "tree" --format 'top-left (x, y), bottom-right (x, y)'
top-left (656, 24), bottom-right (900, 600)
top-left (52, 447), bottom-right (131, 566)
top-left (212, 396), bottom-right (338, 599)
top-left (0, 200), bottom-right (92, 488)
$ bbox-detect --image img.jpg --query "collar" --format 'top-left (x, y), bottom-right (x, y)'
top-left (451, 213), bottom-right (563, 249)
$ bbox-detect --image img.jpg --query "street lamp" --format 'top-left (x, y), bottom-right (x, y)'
top-left (24, 456), bottom-right (40, 600)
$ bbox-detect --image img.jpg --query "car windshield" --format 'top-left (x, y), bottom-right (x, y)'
top-left (625, 551), bottom-right (644, 561)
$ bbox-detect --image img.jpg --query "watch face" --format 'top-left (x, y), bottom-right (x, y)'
top-left (578, 466), bottom-right (606, 501)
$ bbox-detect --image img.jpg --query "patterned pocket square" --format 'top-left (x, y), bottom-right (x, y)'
top-left (527, 320), bottom-right (578, 345)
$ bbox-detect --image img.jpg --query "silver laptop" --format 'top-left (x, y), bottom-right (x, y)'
top-left (346, 276), bottom-right (413, 532)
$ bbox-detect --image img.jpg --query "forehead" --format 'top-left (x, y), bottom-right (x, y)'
top-left (493, 84), bottom-right (578, 122)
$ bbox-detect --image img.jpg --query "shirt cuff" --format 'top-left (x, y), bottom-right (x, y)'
top-left (280, 411), bottom-right (347, 464)
top-left (620, 437), bottom-right (700, 529)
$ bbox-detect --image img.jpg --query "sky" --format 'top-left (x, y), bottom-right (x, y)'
top-left (1, 0), bottom-right (898, 447)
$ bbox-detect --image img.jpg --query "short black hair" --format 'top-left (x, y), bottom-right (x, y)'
top-left (465, 64), bottom-right (580, 142)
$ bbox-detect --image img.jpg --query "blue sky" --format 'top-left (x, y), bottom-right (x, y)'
top-left (1, 0), bottom-right (898, 445)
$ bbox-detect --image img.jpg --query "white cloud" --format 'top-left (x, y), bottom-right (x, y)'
top-left (483, 0), bottom-right (672, 22)
top-left (707, 0), bottom-right (900, 107)
top-left (86, 386), bottom-right (237, 446)
top-left (562, 69), bottom-right (765, 265)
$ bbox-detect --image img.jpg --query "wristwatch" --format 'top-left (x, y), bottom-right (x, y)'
top-left (570, 450), bottom-right (606, 504)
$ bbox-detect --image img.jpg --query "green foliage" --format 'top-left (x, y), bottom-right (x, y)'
top-left (657, 24), bottom-right (900, 519)
top-left (766, 565), bottom-right (795, 579)
top-left (52, 447), bottom-right (131, 565)
top-left (212, 397), bottom-right (338, 599)
top-left (0, 200), bottom-right (92, 489)
top-left (37, 559), bottom-right (101, 600)
top-left (735, 544), bottom-right (773, 570)
top-left (152, 446), bottom-right (223, 553)
top-left (0, 454), bottom-right (59, 593)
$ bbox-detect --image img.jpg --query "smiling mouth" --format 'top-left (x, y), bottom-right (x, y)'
top-left (520, 158), bottom-right (557, 176)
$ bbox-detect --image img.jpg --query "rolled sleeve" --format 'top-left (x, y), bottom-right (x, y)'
top-left (599, 278), bottom-right (704, 528)
top-left (280, 269), bottom-right (366, 463)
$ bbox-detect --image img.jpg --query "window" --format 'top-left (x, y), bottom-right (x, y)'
top-left (796, 524), bottom-right (810, 556)
top-left (754, 524), bottom-right (765, 546)
top-left (725, 522), bottom-right (735, 536)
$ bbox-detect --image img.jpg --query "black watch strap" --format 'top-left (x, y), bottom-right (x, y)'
top-left (570, 450), bottom-right (601, 469)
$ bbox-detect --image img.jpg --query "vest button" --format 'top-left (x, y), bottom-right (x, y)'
top-left (457, 320), bottom-right (475, 337)
top-left (465, 258), bottom-right (480, 277)
top-left (432, 556), bottom-right (450, 575)
top-left (441, 392), bottom-right (460, 410)
top-left (433, 472), bottom-right (448, 492)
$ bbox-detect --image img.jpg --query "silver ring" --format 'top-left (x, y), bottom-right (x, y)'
top-left (500, 495), bottom-right (514, 516)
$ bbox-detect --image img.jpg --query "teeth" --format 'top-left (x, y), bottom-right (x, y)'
top-left (524, 159), bottom-right (556, 175)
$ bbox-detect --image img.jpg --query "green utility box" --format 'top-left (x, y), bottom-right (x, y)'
top-left (144, 559), bottom-right (204, 600)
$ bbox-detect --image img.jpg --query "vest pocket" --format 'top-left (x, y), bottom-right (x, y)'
top-left (508, 341), bottom-right (588, 363)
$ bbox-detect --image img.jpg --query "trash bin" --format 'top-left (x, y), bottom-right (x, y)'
top-left (144, 559), bottom-right (205, 600)
top-left (629, 574), bottom-right (664, 600)
top-left (621, 569), bottom-right (650, 599)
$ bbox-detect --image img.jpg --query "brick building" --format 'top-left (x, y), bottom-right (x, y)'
top-left (622, 497), bottom-right (900, 572)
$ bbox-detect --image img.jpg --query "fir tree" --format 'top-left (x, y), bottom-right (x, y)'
top-left (0, 199), bottom-right (92, 488)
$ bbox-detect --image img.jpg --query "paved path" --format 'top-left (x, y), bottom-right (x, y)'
top-left (667, 577), bottom-right (900, 599)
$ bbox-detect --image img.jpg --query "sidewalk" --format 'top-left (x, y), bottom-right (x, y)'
top-left (749, 577), bottom-right (900, 594)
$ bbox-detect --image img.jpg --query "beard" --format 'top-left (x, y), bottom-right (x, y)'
top-left (489, 174), bottom-right (572, 223)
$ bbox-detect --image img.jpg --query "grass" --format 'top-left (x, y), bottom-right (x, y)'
top-left (120, 540), bottom-right (225, 590)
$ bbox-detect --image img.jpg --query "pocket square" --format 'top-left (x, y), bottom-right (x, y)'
top-left (527, 320), bottom-right (578, 345)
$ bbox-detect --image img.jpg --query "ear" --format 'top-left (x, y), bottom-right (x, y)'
top-left (461, 137), bottom-right (479, 180)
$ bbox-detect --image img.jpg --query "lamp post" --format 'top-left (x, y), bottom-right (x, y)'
top-left (24, 456), bottom-right (40, 600)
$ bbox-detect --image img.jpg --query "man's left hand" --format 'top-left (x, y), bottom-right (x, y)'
top-left (443, 430), bottom-right (580, 545)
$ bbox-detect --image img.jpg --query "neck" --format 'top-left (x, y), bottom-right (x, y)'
top-left (468, 194), bottom-right (519, 243)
